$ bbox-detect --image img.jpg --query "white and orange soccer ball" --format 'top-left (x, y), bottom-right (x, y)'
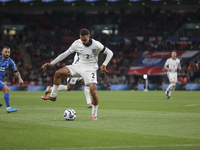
top-left (63, 109), bottom-right (76, 121)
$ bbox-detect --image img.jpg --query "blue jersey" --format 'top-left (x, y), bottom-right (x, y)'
top-left (0, 55), bottom-right (17, 81)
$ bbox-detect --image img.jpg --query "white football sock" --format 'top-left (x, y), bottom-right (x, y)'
top-left (50, 85), bottom-right (59, 97)
top-left (84, 86), bottom-right (91, 104)
top-left (169, 91), bottom-right (172, 96)
top-left (92, 105), bottom-right (98, 117)
top-left (166, 84), bottom-right (174, 92)
top-left (58, 85), bottom-right (68, 91)
top-left (50, 87), bottom-right (52, 91)
top-left (169, 85), bottom-right (176, 96)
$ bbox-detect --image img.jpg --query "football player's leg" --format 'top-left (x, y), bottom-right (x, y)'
top-left (45, 85), bottom-right (69, 95)
top-left (51, 67), bottom-right (71, 97)
top-left (64, 77), bottom-right (78, 91)
top-left (85, 85), bottom-right (92, 108)
top-left (166, 83), bottom-right (174, 96)
top-left (80, 79), bottom-right (92, 107)
top-left (1, 85), bottom-right (18, 113)
top-left (41, 67), bottom-right (70, 100)
top-left (44, 86), bottom-right (51, 95)
top-left (66, 83), bottom-right (74, 91)
top-left (168, 80), bottom-right (176, 97)
top-left (166, 73), bottom-right (174, 96)
top-left (45, 78), bottom-right (76, 94)
top-left (57, 77), bottom-right (77, 91)
top-left (1, 85), bottom-right (11, 108)
top-left (90, 83), bottom-right (98, 120)
top-left (167, 75), bottom-right (176, 99)
top-left (79, 69), bottom-right (97, 119)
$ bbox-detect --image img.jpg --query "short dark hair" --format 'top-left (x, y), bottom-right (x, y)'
top-left (3, 46), bottom-right (10, 50)
top-left (172, 50), bottom-right (177, 53)
top-left (80, 28), bottom-right (90, 36)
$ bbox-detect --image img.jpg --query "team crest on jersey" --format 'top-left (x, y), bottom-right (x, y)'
top-left (92, 49), bottom-right (96, 53)
top-left (7, 63), bottom-right (9, 67)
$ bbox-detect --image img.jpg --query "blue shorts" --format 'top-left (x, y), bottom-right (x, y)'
top-left (0, 80), bottom-right (6, 90)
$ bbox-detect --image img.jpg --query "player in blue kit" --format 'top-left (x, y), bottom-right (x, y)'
top-left (0, 46), bottom-right (24, 113)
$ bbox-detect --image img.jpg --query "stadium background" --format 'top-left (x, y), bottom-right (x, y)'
top-left (1, 0), bottom-right (200, 91)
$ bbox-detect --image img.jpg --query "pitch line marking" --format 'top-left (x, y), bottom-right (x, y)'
top-left (186, 104), bottom-right (200, 107)
top-left (48, 144), bottom-right (200, 150)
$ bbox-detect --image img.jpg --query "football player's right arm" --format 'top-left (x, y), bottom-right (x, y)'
top-left (164, 64), bottom-right (170, 71)
top-left (41, 41), bottom-right (76, 69)
top-left (164, 60), bottom-right (171, 71)
top-left (50, 50), bottom-right (71, 65)
top-left (41, 50), bottom-right (72, 69)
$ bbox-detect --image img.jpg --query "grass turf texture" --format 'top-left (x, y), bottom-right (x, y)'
top-left (0, 91), bottom-right (200, 150)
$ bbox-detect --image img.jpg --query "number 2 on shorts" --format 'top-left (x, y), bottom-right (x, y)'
top-left (91, 73), bottom-right (95, 78)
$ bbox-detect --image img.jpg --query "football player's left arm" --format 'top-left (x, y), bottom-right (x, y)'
top-left (14, 69), bottom-right (24, 84)
top-left (100, 48), bottom-right (113, 75)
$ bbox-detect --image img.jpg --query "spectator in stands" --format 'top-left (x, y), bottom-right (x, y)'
top-left (1, 10), bottom-right (200, 85)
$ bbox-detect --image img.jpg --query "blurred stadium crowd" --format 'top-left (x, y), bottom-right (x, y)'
top-left (0, 8), bottom-right (200, 86)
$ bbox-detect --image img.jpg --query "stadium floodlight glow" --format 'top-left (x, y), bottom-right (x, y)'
top-left (143, 74), bottom-right (147, 79)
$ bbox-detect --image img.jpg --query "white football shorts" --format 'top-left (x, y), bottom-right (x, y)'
top-left (167, 72), bottom-right (177, 82)
top-left (66, 64), bottom-right (97, 85)
top-left (67, 77), bottom-right (82, 85)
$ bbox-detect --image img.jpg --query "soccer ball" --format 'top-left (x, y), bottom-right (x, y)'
top-left (63, 109), bottom-right (76, 121)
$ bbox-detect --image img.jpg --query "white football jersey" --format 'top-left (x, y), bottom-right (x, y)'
top-left (68, 38), bottom-right (104, 70)
top-left (72, 53), bottom-right (78, 65)
top-left (165, 58), bottom-right (180, 73)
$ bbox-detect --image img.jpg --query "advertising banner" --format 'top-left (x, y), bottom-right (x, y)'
top-left (128, 50), bottom-right (199, 75)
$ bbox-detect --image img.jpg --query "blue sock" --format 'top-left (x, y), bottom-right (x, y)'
top-left (4, 93), bottom-right (10, 107)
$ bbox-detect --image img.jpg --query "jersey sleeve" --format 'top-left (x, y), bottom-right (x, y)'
top-left (165, 59), bottom-right (169, 66)
top-left (10, 59), bottom-right (17, 70)
top-left (68, 40), bottom-right (78, 54)
top-left (51, 50), bottom-right (71, 65)
top-left (102, 48), bottom-right (113, 66)
top-left (96, 41), bottom-right (105, 52)
top-left (51, 41), bottom-right (77, 65)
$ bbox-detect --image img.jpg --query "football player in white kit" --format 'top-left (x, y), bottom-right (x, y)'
top-left (44, 53), bottom-right (92, 108)
top-left (164, 50), bottom-right (182, 99)
top-left (41, 28), bottom-right (113, 120)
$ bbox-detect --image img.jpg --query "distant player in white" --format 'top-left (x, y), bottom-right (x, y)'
top-left (41, 28), bottom-right (113, 120)
top-left (44, 53), bottom-right (92, 108)
top-left (164, 50), bottom-right (181, 99)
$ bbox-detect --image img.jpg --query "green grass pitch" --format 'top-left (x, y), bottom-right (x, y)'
top-left (0, 91), bottom-right (200, 150)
